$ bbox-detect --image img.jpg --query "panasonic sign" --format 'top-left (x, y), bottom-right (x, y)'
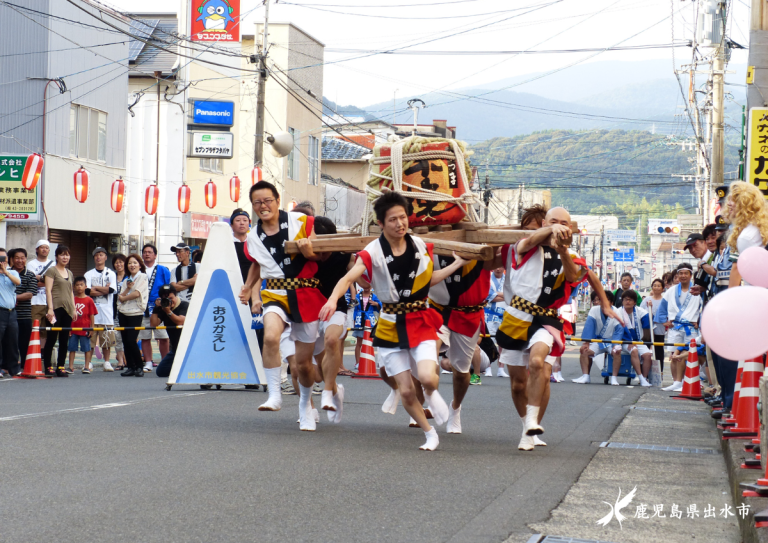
top-left (192, 100), bottom-right (235, 126)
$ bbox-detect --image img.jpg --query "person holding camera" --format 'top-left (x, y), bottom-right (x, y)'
top-left (0, 248), bottom-right (21, 378)
top-left (152, 284), bottom-right (188, 378)
top-left (117, 254), bottom-right (148, 377)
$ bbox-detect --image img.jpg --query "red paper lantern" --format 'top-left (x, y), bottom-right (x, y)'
top-left (229, 174), bottom-right (240, 203)
top-left (110, 177), bottom-right (125, 213)
top-left (178, 184), bottom-right (191, 214)
top-left (252, 165), bottom-right (262, 185)
top-left (22, 153), bottom-right (44, 191)
top-left (145, 184), bottom-right (159, 215)
top-left (205, 179), bottom-right (217, 209)
top-left (73, 166), bottom-right (89, 203)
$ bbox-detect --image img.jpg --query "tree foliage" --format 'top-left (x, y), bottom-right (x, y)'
top-left (469, 129), bottom-right (739, 230)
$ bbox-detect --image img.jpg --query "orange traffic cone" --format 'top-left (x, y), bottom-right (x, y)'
top-left (672, 339), bottom-right (702, 401)
top-left (723, 356), bottom-right (763, 439)
top-left (352, 319), bottom-right (380, 380)
top-left (16, 320), bottom-right (50, 379)
top-left (719, 359), bottom-right (744, 428)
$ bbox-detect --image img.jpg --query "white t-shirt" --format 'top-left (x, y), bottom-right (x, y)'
top-left (174, 264), bottom-right (192, 302)
top-left (737, 224), bottom-right (764, 253)
top-left (640, 296), bottom-right (666, 336)
top-left (27, 258), bottom-right (53, 306)
top-left (84, 267), bottom-right (117, 325)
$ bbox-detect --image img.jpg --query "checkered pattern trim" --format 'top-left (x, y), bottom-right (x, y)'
top-left (430, 299), bottom-right (486, 313)
top-left (508, 296), bottom-right (559, 319)
top-left (382, 299), bottom-right (428, 315)
top-left (266, 278), bottom-right (320, 290)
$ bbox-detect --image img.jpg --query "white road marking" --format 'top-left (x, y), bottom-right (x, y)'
top-left (0, 392), bottom-right (207, 422)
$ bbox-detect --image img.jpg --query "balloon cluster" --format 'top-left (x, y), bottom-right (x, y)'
top-left (701, 247), bottom-right (768, 360)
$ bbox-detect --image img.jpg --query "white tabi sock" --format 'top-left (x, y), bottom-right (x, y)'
top-left (420, 427), bottom-right (439, 451)
top-left (299, 384), bottom-right (313, 414)
top-left (258, 367), bottom-right (284, 411)
top-left (524, 405), bottom-right (543, 435)
top-left (321, 389), bottom-right (335, 411)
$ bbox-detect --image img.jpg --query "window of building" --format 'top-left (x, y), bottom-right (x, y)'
top-left (308, 135), bottom-right (319, 186)
top-left (69, 104), bottom-right (107, 162)
top-left (287, 127), bottom-right (300, 181)
top-left (200, 158), bottom-right (223, 174)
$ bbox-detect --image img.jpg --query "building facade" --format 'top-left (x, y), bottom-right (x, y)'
top-left (0, 0), bottom-right (129, 275)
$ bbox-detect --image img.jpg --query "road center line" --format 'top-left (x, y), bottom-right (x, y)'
top-left (0, 392), bottom-right (207, 422)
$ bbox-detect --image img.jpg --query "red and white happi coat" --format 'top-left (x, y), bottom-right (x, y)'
top-left (356, 234), bottom-right (442, 349)
top-left (244, 210), bottom-right (326, 323)
top-left (428, 256), bottom-right (490, 337)
top-left (496, 242), bottom-right (586, 357)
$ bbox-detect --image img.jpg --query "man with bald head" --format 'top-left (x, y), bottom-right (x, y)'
top-left (495, 207), bottom-right (588, 450)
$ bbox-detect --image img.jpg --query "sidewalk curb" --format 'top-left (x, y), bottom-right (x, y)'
top-left (720, 424), bottom-right (768, 543)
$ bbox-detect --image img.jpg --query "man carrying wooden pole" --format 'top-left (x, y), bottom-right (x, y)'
top-left (318, 191), bottom-right (468, 451)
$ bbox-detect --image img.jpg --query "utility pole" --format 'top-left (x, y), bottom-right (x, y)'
top-left (709, 3), bottom-right (726, 225)
top-left (599, 225), bottom-right (605, 282)
top-left (516, 183), bottom-right (523, 223)
top-left (483, 172), bottom-right (490, 224)
top-left (254, 0), bottom-right (270, 168)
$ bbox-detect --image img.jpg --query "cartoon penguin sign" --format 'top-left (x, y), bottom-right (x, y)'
top-left (191, 0), bottom-right (240, 42)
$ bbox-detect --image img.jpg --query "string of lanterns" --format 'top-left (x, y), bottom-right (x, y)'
top-left (49, 159), bottom-right (266, 215)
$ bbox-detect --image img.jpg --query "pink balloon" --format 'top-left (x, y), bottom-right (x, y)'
top-left (701, 286), bottom-right (768, 360)
top-left (738, 247), bottom-right (768, 288)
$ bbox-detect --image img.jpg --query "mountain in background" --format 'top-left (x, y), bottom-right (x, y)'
top-left (468, 129), bottom-right (741, 227)
top-left (332, 59), bottom-right (747, 142)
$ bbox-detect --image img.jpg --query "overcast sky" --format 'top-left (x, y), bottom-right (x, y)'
top-left (108, 0), bottom-right (750, 108)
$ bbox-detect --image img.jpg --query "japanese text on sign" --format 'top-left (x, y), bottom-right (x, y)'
top-left (0, 156), bottom-right (39, 216)
top-left (746, 107), bottom-right (768, 199)
top-left (213, 305), bottom-right (226, 352)
top-left (188, 132), bottom-right (234, 159)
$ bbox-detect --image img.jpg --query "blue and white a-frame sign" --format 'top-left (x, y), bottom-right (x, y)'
top-left (167, 222), bottom-right (265, 386)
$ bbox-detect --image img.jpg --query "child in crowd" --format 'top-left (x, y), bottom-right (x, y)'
top-left (69, 277), bottom-right (98, 374)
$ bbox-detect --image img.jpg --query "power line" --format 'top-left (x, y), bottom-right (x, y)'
top-left (287, 0), bottom-right (564, 71)
top-left (282, 0), bottom-right (486, 7)
top-left (283, 2), bottom-right (558, 20)
top-left (325, 43), bottom-right (691, 55)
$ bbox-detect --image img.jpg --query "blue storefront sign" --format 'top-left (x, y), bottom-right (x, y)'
top-left (192, 100), bottom-right (234, 126)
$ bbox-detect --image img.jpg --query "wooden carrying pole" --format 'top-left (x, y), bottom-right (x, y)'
top-left (285, 234), bottom-right (501, 261)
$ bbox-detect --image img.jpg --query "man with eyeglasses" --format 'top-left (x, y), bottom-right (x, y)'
top-left (238, 181), bottom-right (327, 431)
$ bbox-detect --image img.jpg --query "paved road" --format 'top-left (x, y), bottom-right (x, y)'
top-left (0, 353), bottom-right (643, 543)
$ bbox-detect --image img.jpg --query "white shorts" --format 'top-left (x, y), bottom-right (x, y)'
top-left (500, 328), bottom-right (556, 367)
top-left (440, 325), bottom-right (482, 374)
top-left (587, 344), bottom-right (611, 357)
top-left (666, 328), bottom-right (695, 353)
top-left (264, 304), bottom-right (319, 344)
top-left (437, 325), bottom-right (450, 353)
top-left (378, 340), bottom-right (437, 377)
top-left (613, 344), bottom-right (651, 357)
top-left (477, 349), bottom-right (491, 374)
top-left (313, 311), bottom-right (347, 355)
top-left (280, 325), bottom-right (295, 362)
top-left (138, 314), bottom-right (169, 340)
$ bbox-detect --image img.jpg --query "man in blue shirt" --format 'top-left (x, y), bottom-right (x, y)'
top-left (0, 248), bottom-right (21, 377)
top-left (138, 244), bottom-right (171, 373)
top-left (610, 290), bottom-right (652, 387)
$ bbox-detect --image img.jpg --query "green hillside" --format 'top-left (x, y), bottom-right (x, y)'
top-left (468, 129), bottom-right (741, 229)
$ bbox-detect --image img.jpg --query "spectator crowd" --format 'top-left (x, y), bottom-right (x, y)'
top-left (0, 238), bottom-right (196, 379)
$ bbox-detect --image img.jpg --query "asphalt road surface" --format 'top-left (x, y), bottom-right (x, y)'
top-left (0, 353), bottom-right (643, 543)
